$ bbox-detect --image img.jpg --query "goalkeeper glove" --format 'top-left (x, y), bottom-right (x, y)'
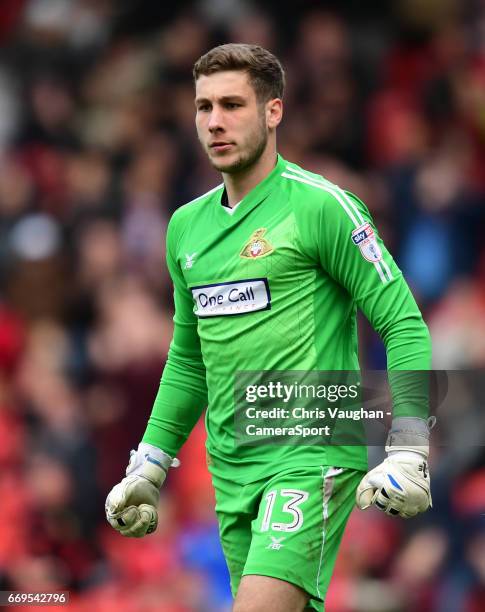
top-left (356, 417), bottom-right (434, 518)
top-left (105, 442), bottom-right (179, 537)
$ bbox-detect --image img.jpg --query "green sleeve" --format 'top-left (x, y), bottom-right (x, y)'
top-left (142, 212), bottom-right (208, 456)
top-left (313, 189), bottom-right (431, 417)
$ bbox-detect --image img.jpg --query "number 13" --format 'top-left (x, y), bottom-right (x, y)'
top-left (261, 489), bottom-right (309, 532)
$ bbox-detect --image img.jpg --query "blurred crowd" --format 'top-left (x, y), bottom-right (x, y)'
top-left (0, 1), bottom-right (484, 610)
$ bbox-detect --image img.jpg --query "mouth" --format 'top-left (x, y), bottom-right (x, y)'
top-left (209, 142), bottom-right (234, 153)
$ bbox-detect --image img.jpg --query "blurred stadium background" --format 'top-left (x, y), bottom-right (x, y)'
top-left (0, 1), bottom-right (484, 610)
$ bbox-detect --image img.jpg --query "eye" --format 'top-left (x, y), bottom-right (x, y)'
top-left (197, 104), bottom-right (211, 112)
top-left (225, 102), bottom-right (241, 109)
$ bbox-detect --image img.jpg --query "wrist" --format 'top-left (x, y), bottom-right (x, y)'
top-left (126, 443), bottom-right (179, 489)
top-left (386, 416), bottom-right (434, 459)
top-left (137, 443), bottom-right (178, 471)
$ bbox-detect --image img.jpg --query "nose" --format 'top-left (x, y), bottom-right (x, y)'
top-left (208, 106), bottom-right (224, 133)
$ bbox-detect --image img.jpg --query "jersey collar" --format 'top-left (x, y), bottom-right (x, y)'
top-left (215, 154), bottom-right (286, 223)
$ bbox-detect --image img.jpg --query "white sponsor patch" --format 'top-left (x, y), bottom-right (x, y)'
top-left (191, 278), bottom-right (271, 317)
top-left (351, 223), bottom-right (382, 262)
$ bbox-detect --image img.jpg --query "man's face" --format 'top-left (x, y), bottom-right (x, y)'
top-left (195, 70), bottom-right (270, 174)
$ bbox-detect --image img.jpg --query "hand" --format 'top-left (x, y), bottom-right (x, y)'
top-left (356, 450), bottom-right (431, 517)
top-left (105, 443), bottom-right (179, 537)
top-left (356, 417), bottom-right (433, 518)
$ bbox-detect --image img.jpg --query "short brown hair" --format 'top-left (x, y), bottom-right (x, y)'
top-left (193, 43), bottom-right (285, 102)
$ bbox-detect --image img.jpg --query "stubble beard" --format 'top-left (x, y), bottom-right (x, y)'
top-left (205, 116), bottom-right (268, 175)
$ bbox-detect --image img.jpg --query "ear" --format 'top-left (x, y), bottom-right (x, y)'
top-left (266, 98), bottom-right (283, 129)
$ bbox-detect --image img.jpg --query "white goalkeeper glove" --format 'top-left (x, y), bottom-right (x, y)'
top-left (105, 442), bottom-right (179, 537)
top-left (356, 417), bottom-right (434, 518)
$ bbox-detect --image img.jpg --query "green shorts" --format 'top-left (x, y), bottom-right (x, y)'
top-left (213, 465), bottom-right (363, 611)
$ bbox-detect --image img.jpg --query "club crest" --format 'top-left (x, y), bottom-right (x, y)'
top-left (240, 228), bottom-right (274, 259)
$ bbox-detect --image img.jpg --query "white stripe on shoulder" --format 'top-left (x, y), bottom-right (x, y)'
top-left (285, 165), bottom-right (364, 225)
top-left (281, 171), bottom-right (360, 227)
top-left (285, 164), bottom-right (328, 185)
top-left (283, 168), bottom-right (391, 284)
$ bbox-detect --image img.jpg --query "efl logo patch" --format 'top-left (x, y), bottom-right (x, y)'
top-left (351, 223), bottom-right (382, 262)
top-left (240, 228), bottom-right (274, 259)
top-left (191, 278), bottom-right (271, 317)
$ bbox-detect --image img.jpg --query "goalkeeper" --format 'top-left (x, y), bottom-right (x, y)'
top-left (106, 44), bottom-right (433, 611)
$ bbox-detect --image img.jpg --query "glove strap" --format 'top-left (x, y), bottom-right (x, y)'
top-left (386, 416), bottom-right (435, 458)
top-left (136, 443), bottom-right (180, 471)
top-left (126, 443), bottom-right (180, 488)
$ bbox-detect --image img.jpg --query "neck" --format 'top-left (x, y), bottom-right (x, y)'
top-left (223, 145), bottom-right (278, 207)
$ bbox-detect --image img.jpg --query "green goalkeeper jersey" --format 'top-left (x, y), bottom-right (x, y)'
top-left (143, 155), bottom-right (431, 484)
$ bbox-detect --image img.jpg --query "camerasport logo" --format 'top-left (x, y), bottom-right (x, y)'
top-left (351, 223), bottom-right (382, 262)
top-left (240, 228), bottom-right (274, 259)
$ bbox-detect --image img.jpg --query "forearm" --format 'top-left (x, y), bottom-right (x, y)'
top-left (142, 347), bottom-right (207, 457)
top-left (388, 323), bottom-right (431, 419)
top-left (381, 305), bottom-right (432, 371)
top-left (377, 286), bottom-right (432, 419)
